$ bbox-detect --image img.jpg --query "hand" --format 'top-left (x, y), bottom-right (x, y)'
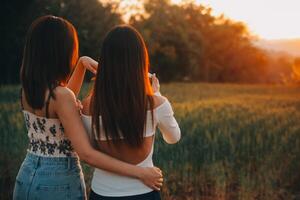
top-left (151, 73), bottom-right (160, 94)
top-left (137, 166), bottom-right (163, 191)
top-left (80, 56), bottom-right (98, 74)
top-left (76, 99), bottom-right (83, 112)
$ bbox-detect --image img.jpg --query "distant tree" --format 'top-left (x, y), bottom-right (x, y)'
top-left (0, 0), bottom-right (288, 84)
top-left (263, 52), bottom-right (293, 84)
top-left (292, 57), bottom-right (300, 83)
top-left (131, 0), bottom-right (269, 82)
top-left (53, 0), bottom-right (122, 58)
top-left (131, 0), bottom-right (204, 81)
top-left (0, 0), bottom-right (122, 84)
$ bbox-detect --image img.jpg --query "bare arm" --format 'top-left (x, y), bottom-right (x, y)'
top-left (54, 87), bottom-right (163, 190)
top-left (67, 56), bottom-right (98, 97)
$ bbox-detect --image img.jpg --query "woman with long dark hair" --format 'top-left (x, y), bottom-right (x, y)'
top-left (14, 16), bottom-right (163, 200)
top-left (81, 25), bottom-right (181, 199)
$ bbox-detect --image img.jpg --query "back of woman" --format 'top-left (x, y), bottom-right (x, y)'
top-left (14, 16), bottom-right (164, 200)
top-left (14, 15), bottom-right (86, 200)
top-left (81, 25), bottom-right (181, 199)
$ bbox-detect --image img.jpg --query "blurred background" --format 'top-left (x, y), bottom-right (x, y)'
top-left (1, 0), bottom-right (300, 200)
top-left (2, 0), bottom-right (300, 84)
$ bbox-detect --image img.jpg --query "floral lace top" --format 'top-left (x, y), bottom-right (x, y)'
top-left (23, 110), bottom-right (77, 157)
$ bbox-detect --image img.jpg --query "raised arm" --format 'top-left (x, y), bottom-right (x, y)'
top-left (151, 74), bottom-right (181, 143)
top-left (156, 97), bottom-right (181, 144)
top-left (67, 56), bottom-right (98, 97)
top-left (54, 87), bottom-right (163, 190)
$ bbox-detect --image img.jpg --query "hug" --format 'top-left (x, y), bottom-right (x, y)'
top-left (13, 15), bottom-right (180, 200)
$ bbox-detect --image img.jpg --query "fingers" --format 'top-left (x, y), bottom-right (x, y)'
top-left (76, 99), bottom-right (83, 114)
top-left (154, 167), bottom-right (163, 190)
top-left (91, 59), bottom-right (98, 67)
top-left (145, 182), bottom-right (161, 191)
top-left (152, 178), bottom-right (163, 191)
top-left (151, 74), bottom-right (160, 92)
top-left (76, 99), bottom-right (83, 110)
top-left (156, 178), bottom-right (163, 185)
top-left (152, 185), bottom-right (161, 191)
top-left (152, 74), bottom-right (157, 82)
top-left (155, 170), bottom-right (162, 178)
top-left (155, 182), bottom-right (163, 188)
top-left (81, 56), bottom-right (98, 74)
top-left (151, 182), bottom-right (163, 191)
top-left (90, 60), bottom-right (99, 71)
top-left (142, 167), bottom-right (164, 191)
top-left (152, 73), bottom-right (158, 80)
top-left (86, 65), bottom-right (97, 74)
top-left (154, 167), bottom-right (163, 176)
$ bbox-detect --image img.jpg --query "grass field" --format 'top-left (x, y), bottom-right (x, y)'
top-left (1, 83), bottom-right (300, 200)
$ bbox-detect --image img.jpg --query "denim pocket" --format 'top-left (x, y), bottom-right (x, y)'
top-left (36, 184), bottom-right (71, 200)
top-left (13, 179), bottom-right (26, 200)
top-left (13, 161), bottom-right (32, 200)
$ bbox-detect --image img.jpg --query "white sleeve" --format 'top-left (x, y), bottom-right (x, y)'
top-left (156, 99), bottom-right (181, 144)
top-left (154, 91), bottom-right (162, 96)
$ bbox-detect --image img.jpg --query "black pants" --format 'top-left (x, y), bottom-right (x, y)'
top-left (89, 190), bottom-right (161, 200)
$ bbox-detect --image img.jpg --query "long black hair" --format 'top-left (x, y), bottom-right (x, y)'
top-left (21, 15), bottom-right (79, 109)
top-left (91, 25), bottom-right (154, 148)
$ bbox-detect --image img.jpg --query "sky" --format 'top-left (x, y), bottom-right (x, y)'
top-left (178, 0), bottom-right (300, 40)
top-left (105, 0), bottom-right (300, 40)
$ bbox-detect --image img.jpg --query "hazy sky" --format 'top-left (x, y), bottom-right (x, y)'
top-left (111, 0), bottom-right (300, 39)
top-left (188, 0), bottom-right (300, 39)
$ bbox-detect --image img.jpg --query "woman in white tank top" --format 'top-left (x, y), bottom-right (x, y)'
top-left (13, 16), bottom-right (164, 200)
top-left (81, 25), bottom-right (181, 199)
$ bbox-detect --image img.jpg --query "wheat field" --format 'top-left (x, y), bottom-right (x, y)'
top-left (1, 83), bottom-right (300, 200)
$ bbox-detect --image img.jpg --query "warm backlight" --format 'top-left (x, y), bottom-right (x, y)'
top-left (172, 0), bottom-right (300, 40)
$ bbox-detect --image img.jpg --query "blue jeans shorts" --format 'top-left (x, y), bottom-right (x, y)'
top-left (13, 152), bottom-right (86, 200)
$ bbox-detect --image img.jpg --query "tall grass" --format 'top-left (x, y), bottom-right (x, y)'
top-left (1, 83), bottom-right (300, 200)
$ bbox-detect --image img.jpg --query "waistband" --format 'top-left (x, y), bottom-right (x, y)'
top-left (25, 152), bottom-right (80, 168)
top-left (90, 190), bottom-right (160, 199)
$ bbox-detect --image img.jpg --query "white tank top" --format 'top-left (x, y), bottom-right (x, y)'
top-left (81, 97), bottom-right (181, 197)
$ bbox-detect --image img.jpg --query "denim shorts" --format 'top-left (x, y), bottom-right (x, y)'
top-left (13, 152), bottom-right (86, 200)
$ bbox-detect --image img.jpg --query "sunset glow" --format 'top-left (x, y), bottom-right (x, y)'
top-left (172, 0), bottom-right (300, 40)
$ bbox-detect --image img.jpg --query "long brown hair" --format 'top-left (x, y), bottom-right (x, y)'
top-left (91, 25), bottom-right (154, 147)
top-left (21, 15), bottom-right (79, 109)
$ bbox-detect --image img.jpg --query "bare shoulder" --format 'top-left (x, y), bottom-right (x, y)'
top-left (152, 95), bottom-right (167, 109)
top-left (53, 86), bottom-right (76, 103)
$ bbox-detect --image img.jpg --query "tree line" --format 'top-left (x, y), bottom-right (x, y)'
top-left (1, 0), bottom-right (298, 84)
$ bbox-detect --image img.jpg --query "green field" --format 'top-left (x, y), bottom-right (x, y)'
top-left (1, 83), bottom-right (300, 200)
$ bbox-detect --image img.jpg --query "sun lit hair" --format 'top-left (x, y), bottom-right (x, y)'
top-left (21, 15), bottom-right (79, 109)
top-left (91, 25), bottom-right (154, 147)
